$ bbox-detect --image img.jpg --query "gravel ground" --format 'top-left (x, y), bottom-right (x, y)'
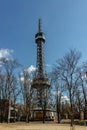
top-left (0, 122), bottom-right (87, 130)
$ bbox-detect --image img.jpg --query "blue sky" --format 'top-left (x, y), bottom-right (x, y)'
top-left (0, 0), bottom-right (87, 72)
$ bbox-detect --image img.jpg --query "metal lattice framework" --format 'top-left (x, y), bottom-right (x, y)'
top-left (31, 19), bottom-right (50, 89)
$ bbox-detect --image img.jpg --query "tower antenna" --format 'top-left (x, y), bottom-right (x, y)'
top-left (38, 18), bottom-right (42, 32)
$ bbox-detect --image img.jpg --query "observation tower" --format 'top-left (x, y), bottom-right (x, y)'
top-left (31, 19), bottom-right (50, 107)
top-left (31, 19), bottom-right (50, 89)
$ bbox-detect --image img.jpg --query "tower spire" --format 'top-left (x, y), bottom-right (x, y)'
top-left (38, 18), bottom-right (42, 32)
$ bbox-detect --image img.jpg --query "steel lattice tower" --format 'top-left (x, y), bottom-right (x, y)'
top-left (31, 19), bottom-right (50, 88)
top-left (31, 19), bottom-right (50, 107)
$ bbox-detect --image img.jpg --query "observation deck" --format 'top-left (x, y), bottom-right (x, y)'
top-left (35, 32), bottom-right (45, 43)
top-left (31, 76), bottom-right (50, 89)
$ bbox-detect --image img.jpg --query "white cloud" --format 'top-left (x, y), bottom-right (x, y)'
top-left (26, 65), bottom-right (36, 73)
top-left (54, 91), bottom-right (61, 96)
top-left (0, 48), bottom-right (13, 59)
top-left (20, 77), bottom-right (24, 82)
top-left (0, 49), bottom-right (13, 68)
top-left (61, 96), bottom-right (69, 103)
top-left (82, 74), bottom-right (87, 79)
top-left (19, 65), bottom-right (36, 83)
top-left (46, 64), bottom-right (51, 67)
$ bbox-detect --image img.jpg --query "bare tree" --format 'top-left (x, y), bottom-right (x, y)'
top-left (50, 71), bottom-right (64, 123)
top-left (42, 86), bottom-right (52, 123)
top-left (74, 89), bottom-right (83, 120)
top-left (19, 69), bottom-right (33, 122)
top-left (0, 70), bottom-right (6, 99)
top-left (0, 58), bottom-right (21, 122)
top-left (53, 49), bottom-right (81, 126)
top-left (77, 64), bottom-right (87, 120)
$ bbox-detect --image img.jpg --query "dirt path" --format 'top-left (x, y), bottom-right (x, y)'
top-left (0, 123), bottom-right (87, 130)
